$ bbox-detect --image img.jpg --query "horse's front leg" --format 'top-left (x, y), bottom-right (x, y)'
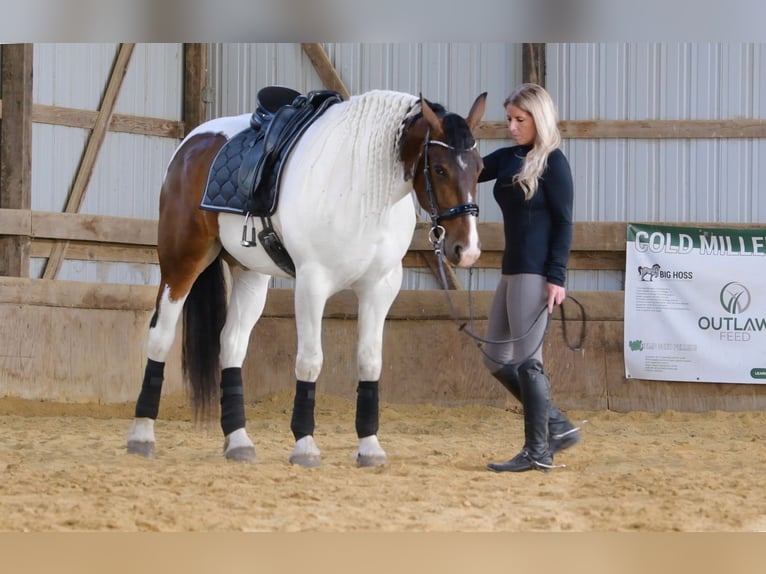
top-left (288, 273), bottom-right (330, 468)
top-left (218, 268), bottom-right (271, 462)
top-left (353, 264), bottom-right (404, 467)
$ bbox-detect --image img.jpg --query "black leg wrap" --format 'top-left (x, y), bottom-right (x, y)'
top-left (135, 359), bottom-right (165, 419)
top-left (355, 380), bottom-right (379, 438)
top-left (220, 368), bottom-right (247, 436)
top-left (290, 380), bottom-right (316, 440)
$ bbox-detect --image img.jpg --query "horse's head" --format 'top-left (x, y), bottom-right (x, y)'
top-left (400, 92), bottom-right (487, 267)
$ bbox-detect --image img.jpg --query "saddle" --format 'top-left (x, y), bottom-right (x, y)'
top-left (242, 86), bottom-right (343, 213)
top-left (200, 86), bottom-right (344, 276)
top-left (201, 86), bottom-right (343, 217)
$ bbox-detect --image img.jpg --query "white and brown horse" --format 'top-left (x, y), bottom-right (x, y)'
top-left (127, 89), bottom-right (487, 467)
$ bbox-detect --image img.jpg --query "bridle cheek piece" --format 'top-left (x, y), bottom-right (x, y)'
top-left (422, 133), bottom-right (479, 251)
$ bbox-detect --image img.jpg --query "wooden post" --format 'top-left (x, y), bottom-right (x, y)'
top-left (183, 43), bottom-right (209, 136)
top-left (301, 43), bottom-right (351, 100)
top-left (522, 43), bottom-right (546, 87)
top-left (0, 44), bottom-right (33, 277)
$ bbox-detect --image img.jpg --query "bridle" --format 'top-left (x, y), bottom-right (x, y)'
top-left (421, 131), bottom-right (480, 251)
top-left (421, 129), bottom-right (587, 367)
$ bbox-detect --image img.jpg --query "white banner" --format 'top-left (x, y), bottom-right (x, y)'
top-left (624, 223), bottom-right (766, 384)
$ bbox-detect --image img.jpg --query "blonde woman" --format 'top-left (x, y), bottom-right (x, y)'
top-left (479, 83), bottom-right (580, 472)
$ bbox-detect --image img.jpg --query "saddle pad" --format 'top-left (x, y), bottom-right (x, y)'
top-left (200, 128), bottom-right (267, 215)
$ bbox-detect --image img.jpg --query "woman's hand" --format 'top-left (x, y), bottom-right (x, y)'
top-left (546, 282), bottom-right (566, 314)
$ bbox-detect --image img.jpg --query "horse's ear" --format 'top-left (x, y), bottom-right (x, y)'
top-left (420, 97), bottom-right (445, 139)
top-left (465, 92), bottom-right (487, 131)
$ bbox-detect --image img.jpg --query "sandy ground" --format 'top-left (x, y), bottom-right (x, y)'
top-left (1, 391), bottom-right (765, 532)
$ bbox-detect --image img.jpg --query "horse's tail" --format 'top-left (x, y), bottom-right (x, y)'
top-left (182, 255), bottom-right (228, 421)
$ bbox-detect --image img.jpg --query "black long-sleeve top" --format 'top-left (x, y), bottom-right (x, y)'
top-left (479, 145), bottom-right (574, 286)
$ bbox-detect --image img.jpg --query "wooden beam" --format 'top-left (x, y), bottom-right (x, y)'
top-left (301, 43), bottom-right (350, 100)
top-left (30, 104), bottom-right (183, 138)
top-left (42, 43), bottom-right (135, 280)
top-left (522, 43), bottom-right (546, 86)
top-left (5, 209), bottom-right (761, 274)
top-left (0, 44), bottom-right (33, 277)
top-left (31, 241), bottom-right (159, 265)
top-left (183, 43), bottom-right (209, 136)
top-left (475, 119), bottom-right (766, 140)
top-left (418, 252), bottom-right (462, 290)
top-left (0, 209), bottom-right (157, 245)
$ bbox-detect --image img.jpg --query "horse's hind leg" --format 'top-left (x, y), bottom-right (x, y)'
top-left (352, 265), bottom-right (405, 467)
top-left (127, 284), bottom-right (187, 457)
top-left (217, 267), bottom-right (271, 462)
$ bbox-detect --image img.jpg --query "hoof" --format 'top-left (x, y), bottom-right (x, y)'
top-left (127, 440), bottom-right (155, 458)
top-left (225, 446), bottom-right (258, 463)
top-left (356, 453), bottom-right (387, 468)
top-left (289, 453), bottom-right (322, 468)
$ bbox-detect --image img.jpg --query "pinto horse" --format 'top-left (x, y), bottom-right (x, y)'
top-left (127, 89), bottom-right (487, 467)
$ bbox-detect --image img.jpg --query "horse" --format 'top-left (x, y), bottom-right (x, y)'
top-left (638, 263), bottom-right (661, 281)
top-left (126, 88), bottom-right (487, 467)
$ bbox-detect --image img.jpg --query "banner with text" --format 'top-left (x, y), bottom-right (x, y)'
top-left (624, 223), bottom-right (766, 384)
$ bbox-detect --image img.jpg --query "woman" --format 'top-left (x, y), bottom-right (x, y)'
top-left (479, 83), bottom-right (581, 472)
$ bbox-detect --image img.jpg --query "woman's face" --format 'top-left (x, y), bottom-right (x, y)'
top-left (505, 103), bottom-right (537, 146)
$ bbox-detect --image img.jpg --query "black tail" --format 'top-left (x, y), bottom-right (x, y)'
top-left (182, 256), bottom-right (228, 421)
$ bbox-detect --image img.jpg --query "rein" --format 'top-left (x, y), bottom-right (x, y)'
top-left (429, 230), bottom-right (587, 369)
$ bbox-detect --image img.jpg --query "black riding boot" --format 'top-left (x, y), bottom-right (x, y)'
top-left (549, 409), bottom-right (581, 454)
top-left (488, 359), bottom-right (554, 472)
top-left (491, 363), bottom-right (581, 455)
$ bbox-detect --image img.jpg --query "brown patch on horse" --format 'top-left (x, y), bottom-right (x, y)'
top-left (398, 94), bottom-right (487, 265)
top-left (157, 132), bottom-right (227, 303)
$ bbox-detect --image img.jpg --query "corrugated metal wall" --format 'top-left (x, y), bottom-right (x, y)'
top-left (547, 43), bottom-right (766, 290)
top-left (29, 43), bottom-right (182, 283)
top-left (23, 43), bottom-right (765, 290)
top-left (208, 43), bottom-right (522, 289)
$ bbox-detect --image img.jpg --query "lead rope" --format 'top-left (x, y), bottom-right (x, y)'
top-left (430, 237), bottom-right (586, 369)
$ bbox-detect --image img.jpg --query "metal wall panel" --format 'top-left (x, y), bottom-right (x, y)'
top-left (27, 43), bottom-right (760, 289)
top-left (548, 42), bottom-right (765, 224)
top-left (207, 43), bottom-right (523, 290)
top-left (30, 43), bottom-right (182, 284)
top-left (548, 43), bottom-right (766, 290)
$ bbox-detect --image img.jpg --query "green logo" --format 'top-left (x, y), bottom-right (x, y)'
top-left (751, 368), bottom-right (766, 379)
top-left (629, 340), bottom-right (644, 351)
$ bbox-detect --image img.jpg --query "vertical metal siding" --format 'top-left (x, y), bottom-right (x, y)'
top-left (27, 43), bottom-right (757, 289)
top-left (208, 43), bottom-right (523, 290)
top-left (549, 42), bottom-right (765, 224)
top-left (548, 43), bottom-right (766, 291)
top-left (30, 43), bottom-right (182, 284)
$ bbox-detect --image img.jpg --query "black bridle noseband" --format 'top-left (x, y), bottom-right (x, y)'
top-left (421, 131), bottom-right (480, 252)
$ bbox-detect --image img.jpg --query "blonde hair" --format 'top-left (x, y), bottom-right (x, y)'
top-left (504, 83), bottom-right (561, 199)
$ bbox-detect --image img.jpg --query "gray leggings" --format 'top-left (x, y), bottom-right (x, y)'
top-left (482, 273), bottom-right (549, 372)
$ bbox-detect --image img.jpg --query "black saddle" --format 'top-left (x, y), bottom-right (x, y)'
top-left (200, 86), bottom-right (343, 217)
top-left (199, 86), bottom-right (343, 277)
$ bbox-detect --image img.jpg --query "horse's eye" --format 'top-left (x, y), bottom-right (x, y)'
top-left (433, 165), bottom-right (447, 177)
